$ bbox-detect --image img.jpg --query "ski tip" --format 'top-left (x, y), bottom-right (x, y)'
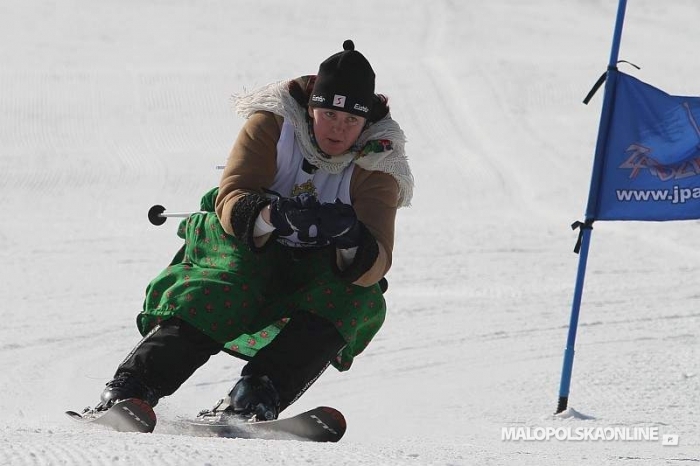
top-left (310, 406), bottom-right (347, 442)
top-left (65, 398), bottom-right (157, 433)
top-left (122, 398), bottom-right (157, 421)
top-left (317, 406), bottom-right (346, 430)
top-left (117, 398), bottom-right (157, 432)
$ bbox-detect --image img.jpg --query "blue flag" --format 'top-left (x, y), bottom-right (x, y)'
top-left (595, 72), bottom-right (700, 220)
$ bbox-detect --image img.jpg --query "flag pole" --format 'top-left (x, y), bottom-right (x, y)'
top-left (556, 0), bottom-right (629, 414)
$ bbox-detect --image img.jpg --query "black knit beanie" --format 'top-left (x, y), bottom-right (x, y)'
top-left (308, 40), bottom-right (375, 118)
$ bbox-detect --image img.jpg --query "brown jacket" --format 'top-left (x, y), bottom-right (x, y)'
top-left (215, 111), bottom-right (399, 287)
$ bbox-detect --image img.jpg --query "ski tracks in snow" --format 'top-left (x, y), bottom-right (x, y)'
top-left (0, 69), bottom-right (233, 198)
top-left (403, 1), bottom-right (515, 208)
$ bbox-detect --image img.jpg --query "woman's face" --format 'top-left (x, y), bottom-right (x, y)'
top-left (308, 107), bottom-right (366, 156)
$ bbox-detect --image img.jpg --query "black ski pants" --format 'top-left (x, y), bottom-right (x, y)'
top-left (116, 310), bottom-right (345, 411)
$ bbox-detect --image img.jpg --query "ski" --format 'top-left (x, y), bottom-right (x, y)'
top-left (186, 406), bottom-right (346, 442)
top-left (65, 398), bottom-right (156, 433)
top-left (66, 399), bottom-right (345, 442)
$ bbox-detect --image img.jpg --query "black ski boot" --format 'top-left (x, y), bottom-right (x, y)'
top-left (97, 371), bottom-right (160, 410)
top-left (241, 310), bottom-right (347, 412)
top-left (229, 375), bottom-right (281, 421)
top-left (198, 375), bottom-right (281, 422)
top-left (197, 311), bottom-right (344, 422)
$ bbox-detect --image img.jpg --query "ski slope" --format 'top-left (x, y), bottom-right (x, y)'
top-left (1, 0), bottom-right (699, 464)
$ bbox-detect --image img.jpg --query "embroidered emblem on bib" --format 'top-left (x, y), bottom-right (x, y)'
top-left (291, 180), bottom-right (318, 197)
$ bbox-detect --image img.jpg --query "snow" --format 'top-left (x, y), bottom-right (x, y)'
top-left (1, 0), bottom-right (699, 464)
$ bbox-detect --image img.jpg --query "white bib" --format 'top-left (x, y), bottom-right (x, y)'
top-left (269, 120), bottom-right (354, 246)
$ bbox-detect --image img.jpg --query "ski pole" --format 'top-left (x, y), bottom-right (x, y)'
top-left (148, 204), bottom-right (204, 226)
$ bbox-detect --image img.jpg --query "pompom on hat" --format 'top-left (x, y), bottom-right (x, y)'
top-left (308, 40), bottom-right (375, 118)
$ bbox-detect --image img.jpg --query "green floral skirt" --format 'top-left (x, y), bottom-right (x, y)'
top-left (138, 188), bottom-right (386, 371)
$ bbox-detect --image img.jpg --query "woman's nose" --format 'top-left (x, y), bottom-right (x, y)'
top-left (330, 120), bottom-right (346, 132)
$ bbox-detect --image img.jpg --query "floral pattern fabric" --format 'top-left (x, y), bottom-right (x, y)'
top-left (137, 188), bottom-right (386, 371)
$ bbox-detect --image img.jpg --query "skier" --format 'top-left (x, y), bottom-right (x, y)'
top-left (96, 39), bottom-right (413, 422)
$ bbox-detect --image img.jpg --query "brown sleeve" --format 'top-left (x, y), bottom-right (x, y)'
top-left (339, 168), bottom-right (399, 286)
top-left (215, 111), bottom-right (282, 241)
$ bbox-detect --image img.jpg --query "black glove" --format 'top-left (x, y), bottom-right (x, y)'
top-left (268, 192), bottom-right (323, 243)
top-left (318, 199), bottom-right (362, 249)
